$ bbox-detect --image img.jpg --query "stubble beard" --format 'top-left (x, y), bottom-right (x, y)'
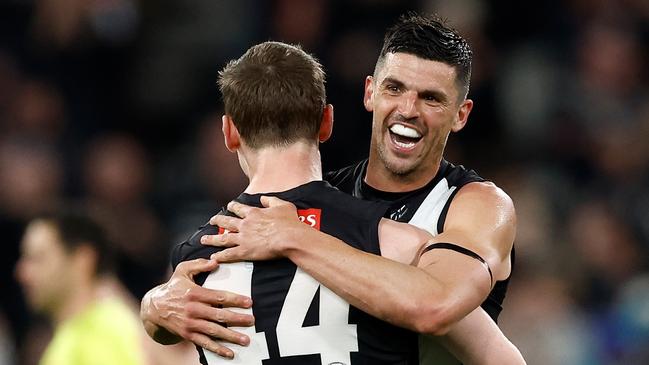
top-left (374, 115), bottom-right (421, 177)
top-left (376, 141), bottom-right (419, 177)
top-left (374, 127), bottom-right (447, 184)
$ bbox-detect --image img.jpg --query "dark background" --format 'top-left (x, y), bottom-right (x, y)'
top-left (0, 0), bottom-right (648, 364)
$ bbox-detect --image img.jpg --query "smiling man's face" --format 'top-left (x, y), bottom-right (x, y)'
top-left (364, 52), bottom-right (472, 189)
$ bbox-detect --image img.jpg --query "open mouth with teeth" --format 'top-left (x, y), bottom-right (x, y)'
top-left (388, 124), bottom-right (423, 150)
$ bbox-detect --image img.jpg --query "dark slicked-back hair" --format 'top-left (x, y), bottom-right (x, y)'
top-left (38, 207), bottom-right (114, 276)
top-left (218, 41), bottom-right (326, 149)
top-left (376, 13), bottom-right (473, 100)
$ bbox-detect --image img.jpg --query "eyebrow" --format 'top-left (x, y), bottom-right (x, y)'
top-left (381, 77), bottom-right (449, 103)
top-left (381, 77), bottom-right (405, 90)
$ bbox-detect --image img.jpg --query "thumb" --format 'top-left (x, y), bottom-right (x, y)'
top-left (176, 257), bottom-right (219, 277)
top-left (260, 195), bottom-right (291, 208)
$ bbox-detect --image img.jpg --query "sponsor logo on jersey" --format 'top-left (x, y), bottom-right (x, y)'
top-left (297, 208), bottom-right (321, 230)
top-left (216, 209), bottom-right (321, 232)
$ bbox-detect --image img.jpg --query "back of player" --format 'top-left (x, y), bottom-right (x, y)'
top-left (172, 181), bottom-right (418, 364)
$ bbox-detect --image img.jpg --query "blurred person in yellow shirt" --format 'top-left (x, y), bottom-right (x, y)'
top-left (15, 208), bottom-right (146, 365)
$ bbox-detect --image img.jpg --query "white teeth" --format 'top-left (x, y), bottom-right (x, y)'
top-left (394, 140), bottom-right (416, 148)
top-left (389, 124), bottom-right (421, 138)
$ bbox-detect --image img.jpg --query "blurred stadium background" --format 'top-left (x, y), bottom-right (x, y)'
top-left (0, 0), bottom-right (648, 364)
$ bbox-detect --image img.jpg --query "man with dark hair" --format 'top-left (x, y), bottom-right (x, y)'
top-left (15, 209), bottom-right (145, 365)
top-left (142, 37), bottom-right (523, 364)
top-left (201, 14), bottom-right (517, 363)
top-left (376, 13), bottom-right (472, 100)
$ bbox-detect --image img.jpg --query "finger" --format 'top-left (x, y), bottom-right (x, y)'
top-left (213, 247), bottom-right (245, 263)
top-left (213, 308), bottom-right (256, 328)
top-left (209, 215), bottom-right (242, 232)
top-left (226, 200), bottom-right (255, 218)
top-left (200, 233), bottom-right (237, 247)
top-left (175, 257), bottom-right (218, 276)
top-left (189, 332), bottom-right (235, 359)
top-left (188, 303), bottom-right (255, 327)
top-left (260, 195), bottom-right (293, 208)
top-left (185, 286), bottom-right (253, 308)
top-left (199, 320), bottom-right (251, 346)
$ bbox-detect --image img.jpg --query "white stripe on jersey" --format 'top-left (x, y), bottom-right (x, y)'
top-left (203, 263), bottom-right (270, 364)
top-left (407, 178), bottom-right (463, 365)
top-left (407, 178), bottom-right (456, 236)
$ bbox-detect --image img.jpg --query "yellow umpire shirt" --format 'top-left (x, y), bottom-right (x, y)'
top-left (40, 298), bottom-right (145, 365)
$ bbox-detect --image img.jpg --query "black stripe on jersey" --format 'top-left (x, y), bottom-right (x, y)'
top-left (436, 186), bottom-right (461, 234)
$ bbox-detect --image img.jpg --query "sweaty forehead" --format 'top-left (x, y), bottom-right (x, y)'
top-left (377, 53), bottom-right (459, 95)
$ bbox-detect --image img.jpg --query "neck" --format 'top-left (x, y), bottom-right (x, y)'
top-left (243, 141), bottom-right (323, 194)
top-left (53, 279), bottom-right (97, 326)
top-left (364, 154), bottom-right (442, 193)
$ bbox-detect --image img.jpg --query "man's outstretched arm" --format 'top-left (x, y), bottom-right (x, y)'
top-left (140, 258), bottom-right (255, 359)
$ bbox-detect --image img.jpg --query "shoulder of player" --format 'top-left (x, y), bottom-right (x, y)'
top-left (453, 181), bottom-right (515, 219)
top-left (319, 185), bottom-right (385, 215)
top-left (437, 181), bottom-right (515, 280)
top-left (177, 222), bottom-right (217, 248)
top-left (443, 181), bottom-right (516, 254)
top-left (171, 221), bottom-right (219, 267)
top-left (324, 160), bottom-right (365, 186)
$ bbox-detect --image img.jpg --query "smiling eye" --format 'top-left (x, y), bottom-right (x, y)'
top-left (386, 84), bottom-right (400, 93)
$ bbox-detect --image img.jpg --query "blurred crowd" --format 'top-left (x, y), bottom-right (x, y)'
top-left (0, 0), bottom-right (648, 364)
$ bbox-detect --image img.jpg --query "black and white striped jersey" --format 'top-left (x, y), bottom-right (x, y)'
top-left (325, 159), bottom-right (514, 364)
top-left (171, 180), bottom-right (419, 365)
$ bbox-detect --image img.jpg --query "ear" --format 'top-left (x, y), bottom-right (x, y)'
top-left (222, 114), bottom-right (241, 152)
top-left (451, 99), bottom-right (473, 133)
top-left (363, 76), bottom-right (374, 112)
top-left (318, 104), bottom-right (334, 143)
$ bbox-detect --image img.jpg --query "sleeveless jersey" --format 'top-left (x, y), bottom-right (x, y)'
top-left (325, 159), bottom-right (515, 364)
top-left (171, 181), bottom-right (419, 365)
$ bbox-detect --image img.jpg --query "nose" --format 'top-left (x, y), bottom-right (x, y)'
top-left (396, 91), bottom-right (419, 119)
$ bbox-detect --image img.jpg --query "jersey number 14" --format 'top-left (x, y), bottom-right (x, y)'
top-left (203, 262), bottom-right (358, 364)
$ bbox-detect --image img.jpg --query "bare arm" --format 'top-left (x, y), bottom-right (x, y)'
top-left (140, 258), bottom-right (255, 359)
top-left (205, 189), bottom-right (523, 364)
top-left (439, 308), bottom-right (526, 365)
top-left (208, 182), bottom-right (515, 335)
top-left (375, 181), bottom-right (516, 334)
